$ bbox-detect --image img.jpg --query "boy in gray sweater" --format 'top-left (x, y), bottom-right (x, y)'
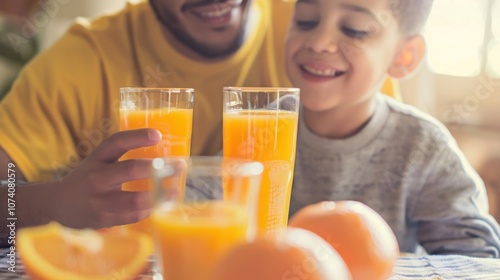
top-left (285, 0), bottom-right (500, 257)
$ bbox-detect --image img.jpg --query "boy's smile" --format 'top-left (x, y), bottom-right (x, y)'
top-left (286, 0), bottom-right (404, 116)
top-left (300, 62), bottom-right (347, 81)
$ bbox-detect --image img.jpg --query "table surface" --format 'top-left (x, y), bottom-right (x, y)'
top-left (2, 247), bottom-right (500, 280)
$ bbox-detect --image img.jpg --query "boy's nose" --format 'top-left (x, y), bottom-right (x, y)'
top-left (305, 29), bottom-right (339, 54)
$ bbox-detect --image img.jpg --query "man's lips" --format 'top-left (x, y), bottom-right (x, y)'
top-left (182, 1), bottom-right (243, 25)
top-left (195, 4), bottom-right (232, 18)
top-left (182, 0), bottom-right (242, 10)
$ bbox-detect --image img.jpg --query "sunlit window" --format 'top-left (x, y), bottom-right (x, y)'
top-left (487, 0), bottom-right (500, 78)
top-left (424, 0), bottom-right (488, 77)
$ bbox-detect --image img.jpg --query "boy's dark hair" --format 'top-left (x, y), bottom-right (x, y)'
top-left (390, 0), bottom-right (434, 35)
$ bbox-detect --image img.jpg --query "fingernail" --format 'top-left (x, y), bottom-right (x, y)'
top-left (148, 130), bottom-right (162, 141)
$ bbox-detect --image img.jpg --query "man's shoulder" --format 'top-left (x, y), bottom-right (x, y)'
top-left (60, 0), bottom-right (150, 46)
top-left (40, 0), bottom-right (155, 66)
top-left (16, 1), bottom-right (154, 90)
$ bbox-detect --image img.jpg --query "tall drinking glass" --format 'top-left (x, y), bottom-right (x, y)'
top-left (119, 87), bottom-right (194, 190)
top-left (223, 87), bottom-right (299, 237)
top-left (119, 87), bottom-right (194, 233)
top-left (151, 156), bottom-right (263, 280)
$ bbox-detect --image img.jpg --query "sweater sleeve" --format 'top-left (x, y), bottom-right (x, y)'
top-left (410, 136), bottom-right (500, 258)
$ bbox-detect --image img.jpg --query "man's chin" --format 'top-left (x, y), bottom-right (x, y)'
top-left (201, 44), bottom-right (239, 58)
top-left (166, 21), bottom-right (247, 58)
top-left (183, 34), bottom-right (243, 58)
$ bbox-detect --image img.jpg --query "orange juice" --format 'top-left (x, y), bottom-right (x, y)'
top-left (120, 108), bottom-right (192, 235)
top-left (120, 108), bottom-right (193, 191)
top-left (223, 110), bottom-right (298, 236)
top-left (151, 201), bottom-right (248, 280)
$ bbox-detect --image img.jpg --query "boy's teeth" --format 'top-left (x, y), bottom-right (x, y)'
top-left (303, 65), bottom-right (342, 77)
top-left (200, 7), bottom-right (232, 18)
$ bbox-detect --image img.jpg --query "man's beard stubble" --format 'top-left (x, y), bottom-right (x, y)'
top-left (167, 23), bottom-right (244, 58)
top-left (150, 0), bottom-right (247, 59)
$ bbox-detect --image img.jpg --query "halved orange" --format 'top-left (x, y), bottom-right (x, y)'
top-left (18, 222), bottom-right (153, 280)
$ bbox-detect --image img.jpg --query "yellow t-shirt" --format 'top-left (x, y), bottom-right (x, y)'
top-left (0, 0), bottom-right (295, 182)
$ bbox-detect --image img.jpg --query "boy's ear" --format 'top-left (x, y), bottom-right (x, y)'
top-left (388, 34), bottom-right (426, 78)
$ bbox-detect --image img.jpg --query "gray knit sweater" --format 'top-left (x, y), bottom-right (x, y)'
top-left (290, 94), bottom-right (500, 258)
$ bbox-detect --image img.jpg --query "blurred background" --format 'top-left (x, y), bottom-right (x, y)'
top-left (0, 0), bottom-right (499, 220)
top-left (0, 0), bottom-right (127, 98)
top-left (401, 0), bottom-right (500, 221)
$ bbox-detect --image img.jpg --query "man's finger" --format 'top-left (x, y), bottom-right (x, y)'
top-left (99, 209), bottom-right (151, 228)
top-left (98, 159), bottom-right (156, 188)
top-left (91, 129), bottom-right (162, 162)
top-left (99, 191), bottom-right (151, 213)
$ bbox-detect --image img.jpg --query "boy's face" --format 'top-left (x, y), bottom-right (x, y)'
top-left (153, 0), bottom-right (251, 58)
top-left (286, 0), bottom-right (404, 112)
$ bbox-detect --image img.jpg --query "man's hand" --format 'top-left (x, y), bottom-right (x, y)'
top-left (51, 128), bottom-right (162, 229)
top-left (0, 128), bottom-right (162, 244)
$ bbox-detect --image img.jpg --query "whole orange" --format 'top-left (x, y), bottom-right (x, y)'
top-left (211, 227), bottom-right (352, 280)
top-left (289, 201), bottom-right (399, 280)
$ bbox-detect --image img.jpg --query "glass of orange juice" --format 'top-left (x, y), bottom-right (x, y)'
top-left (119, 87), bottom-right (194, 233)
top-left (223, 87), bottom-right (300, 237)
top-left (150, 156), bottom-right (263, 280)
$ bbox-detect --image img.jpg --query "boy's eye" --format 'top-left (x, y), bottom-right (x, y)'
top-left (295, 20), bottom-right (318, 30)
top-left (342, 27), bottom-right (369, 38)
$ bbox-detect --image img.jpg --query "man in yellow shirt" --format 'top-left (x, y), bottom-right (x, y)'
top-left (0, 0), bottom-right (295, 240)
top-left (0, 0), bottom-right (399, 243)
